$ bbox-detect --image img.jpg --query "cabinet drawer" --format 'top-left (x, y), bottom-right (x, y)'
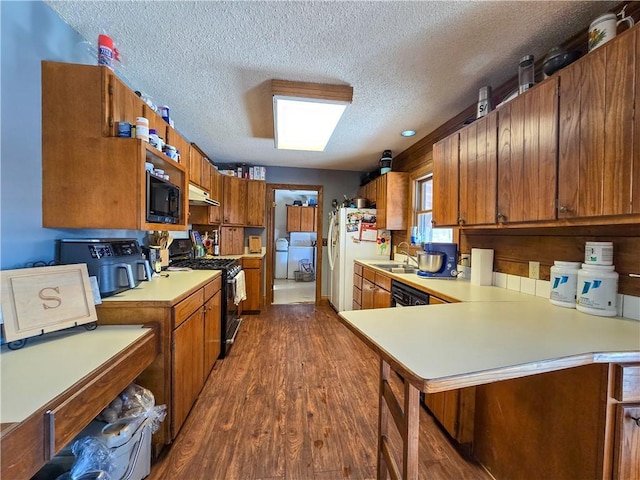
top-left (204, 276), bottom-right (222, 301)
top-left (614, 364), bottom-right (640, 402)
top-left (375, 273), bottom-right (391, 292)
top-left (353, 285), bottom-right (362, 305)
top-left (354, 263), bottom-right (363, 276)
top-left (363, 267), bottom-right (375, 283)
top-left (354, 273), bottom-right (362, 290)
top-left (243, 257), bottom-right (262, 269)
top-left (174, 288), bottom-right (204, 328)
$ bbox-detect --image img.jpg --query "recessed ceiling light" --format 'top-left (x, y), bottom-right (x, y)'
top-left (401, 130), bottom-right (416, 137)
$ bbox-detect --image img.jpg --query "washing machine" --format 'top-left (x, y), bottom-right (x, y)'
top-left (275, 238), bottom-right (289, 279)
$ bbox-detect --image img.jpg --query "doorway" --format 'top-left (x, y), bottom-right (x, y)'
top-left (266, 183), bottom-right (323, 306)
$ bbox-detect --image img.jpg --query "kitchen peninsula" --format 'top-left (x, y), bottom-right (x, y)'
top-left (339, 286), bottom-right (640, 479)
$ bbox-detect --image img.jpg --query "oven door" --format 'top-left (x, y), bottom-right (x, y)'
top-left (226, 274), bottom-right (242, 344)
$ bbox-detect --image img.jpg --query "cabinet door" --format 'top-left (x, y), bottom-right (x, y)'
top-left (223, 176), bottom-right (247, 225)
top-left (107, 73), bottom-right (144, 137)
top-left (432, 133), bottom-right (460, 227)
top-left (497, 78), bottom-right (558, 223)
top-left (459, 112), bottom-right (498, 225)
top-left (613, 404), bottom-right (640, 480)
top-left (373, 287), bottom-right (391, 308)
top-left (361, 278), bottom-right (375, 310)
top-left (559, 30), bottom-right (636, 217)
top-left (172, 309), bottom-right (204, 437)
top-left (246, 180), bottom-right (266, 227)
top-left (189, 148), bottom-right (203, 188)
top-left (166, 129), bottom-right (191, 171)
top-left (242, 258), bottom-right (263, 312)
top-left (208, 167), bottom-right (223, 224)
top-left (634, 30), bottom-right (640, 214)
top-left (203, 290), bottom-right (221, 378)
top-left (220, 227), bottom-right (245, 255)
top-left (143, 105), bottom-right (167, 142)
top-left (287, 205), bottom-right (301, 232)
top-left (376, 175), bottom-right (388, 228)
top-left (300, 207), bottom-right (316, 232)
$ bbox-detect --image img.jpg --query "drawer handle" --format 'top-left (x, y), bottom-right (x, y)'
top-left (631, 416), bottom-right (640, 427)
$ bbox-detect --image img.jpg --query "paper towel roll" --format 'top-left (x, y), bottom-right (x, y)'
top-left (471, 248), bottom-right (494, 286)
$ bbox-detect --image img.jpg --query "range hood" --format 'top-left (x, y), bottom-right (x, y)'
top-left (188, 183), bottom-right (220, 206)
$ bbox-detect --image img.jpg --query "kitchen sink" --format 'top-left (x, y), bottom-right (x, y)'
top-left (370, 264), bottom-right (418, 274)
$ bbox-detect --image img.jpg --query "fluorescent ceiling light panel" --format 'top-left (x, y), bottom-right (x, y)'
top-left (271, 80), bottom-right (353, 152)
top-left (274, 97), bottom-right (348, 151)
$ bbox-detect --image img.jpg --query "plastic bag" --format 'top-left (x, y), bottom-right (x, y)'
top-left (97, 383), bottom-right (167, 434)
top-left (53, 437), bottom-right (114, 479)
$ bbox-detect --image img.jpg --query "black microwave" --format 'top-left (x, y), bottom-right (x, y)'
top-left (146, 172), bottom-right (181, 224)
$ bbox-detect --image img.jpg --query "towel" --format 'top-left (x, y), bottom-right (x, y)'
top-left (234, 270), bottom-right (247, 306)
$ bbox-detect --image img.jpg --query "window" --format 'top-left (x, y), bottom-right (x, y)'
top-left (414, 175), bottom-right (452, 245)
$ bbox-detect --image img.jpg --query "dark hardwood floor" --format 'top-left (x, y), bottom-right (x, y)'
top-left (148, 304), bottom-right (491, 480)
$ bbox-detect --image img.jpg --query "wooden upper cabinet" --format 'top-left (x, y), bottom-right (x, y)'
top-left (300, 206), bottom-right (316, 232)
top-left (143, 105), bottom-right (167, 141)
top-left (165, 127), bottom-right (190, 170)
top-left (375, 172), bottom-right (409, 230)
top-left (432, 133), bottom-right (460, 227)
top-left (246, 180), bottom-right (266, 227)
top-left (189, 144), bottom-right (211, 192)
top-left (459, 111), bottom-right (498, 226)
top-left (208, 167), bottom-right (223, 224)
top-left (497, 77), bottom-right (558, 223)
top-left (287, 205), bottom-right (316, 232)
top-left (219, 226), bottom-right (244, 255)
top-left (107, 72), bottom-right (143, 136)
top-left (223, 175), bottom-right (247, 225)
top-left (635, 29), bottom-right (640, 214)
top-left (558, 27), bottom-right (638, 218)
top-left (42, 61), bottom-right (188, 231)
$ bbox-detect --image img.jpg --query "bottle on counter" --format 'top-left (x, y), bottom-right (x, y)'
top-left (212, 229), bottom-right (220, 256)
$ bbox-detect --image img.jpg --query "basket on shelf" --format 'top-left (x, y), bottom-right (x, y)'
top-left (294, 259), bottom-right (315, 282)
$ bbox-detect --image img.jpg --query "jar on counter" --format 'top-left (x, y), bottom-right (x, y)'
top-left (549, 261), bottom-right (581, 308)
top-left (576, 263), bottom-right (618, 317)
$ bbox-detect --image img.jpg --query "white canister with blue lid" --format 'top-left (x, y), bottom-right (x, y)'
top-left (576, 263), bottom-right (618, 317)
top-left (549, 261), bottom-right (581, 308)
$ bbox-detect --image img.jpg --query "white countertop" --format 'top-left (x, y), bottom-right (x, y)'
top-left (339, 303), bottom-right (640, 393)
top-left (356, 259), bottom-right (542, 302)
top-left (0, 325), bottom-right (152, 423)
top-left (101, 270), bottom-right (220, 303)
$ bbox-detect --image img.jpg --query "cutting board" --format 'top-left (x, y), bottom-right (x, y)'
top-left (249, 236), bottom-right (262, 253)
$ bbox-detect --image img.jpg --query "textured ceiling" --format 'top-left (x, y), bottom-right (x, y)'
top-left (45, 1), bottom-right (617, 172)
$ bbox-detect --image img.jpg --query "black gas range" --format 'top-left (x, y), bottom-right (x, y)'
top-left (169, 240), bottom-right (243, 358)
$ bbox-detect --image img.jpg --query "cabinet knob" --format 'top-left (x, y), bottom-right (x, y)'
top-left (557, 205), bottom-right (572, 214)
top-left (457, 217), bottom-right (465, 226)
top-left (496, 212), bottom-right (506, 222)
top-left (431, 220), bottom-right (436, 227)
top-left (630, 416), bottom-right (640, 427)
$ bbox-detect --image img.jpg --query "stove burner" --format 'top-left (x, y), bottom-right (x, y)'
top-left (171, 257), bottom-right (237, 272)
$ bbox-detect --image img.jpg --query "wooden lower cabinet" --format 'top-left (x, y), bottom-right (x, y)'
top-left (614, 404), bottom-right (640, 479)
top-left (360, 266), bottom-right (392, 309)
top-left (242, 256), bottom-right (264, 313)
top-left (95, 275), bottom-right (222, 454)
top-left (353, 263), bottom-right (363, 309)
top-left (424, 388), bottom-right (475, 450)
top-left (172, 309), bottom-right (204, 437)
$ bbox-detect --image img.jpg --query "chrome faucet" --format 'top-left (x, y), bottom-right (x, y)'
top-left (396, 241), bottom-right (419, 266)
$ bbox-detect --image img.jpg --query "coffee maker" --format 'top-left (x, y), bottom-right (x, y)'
top-left (418, 242), bottom-right (458, 278)
top-left (58, 239), bottom-right (152, 297)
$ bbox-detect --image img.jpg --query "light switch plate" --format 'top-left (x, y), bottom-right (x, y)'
top-left (529, 261), bottom-right (540, 280)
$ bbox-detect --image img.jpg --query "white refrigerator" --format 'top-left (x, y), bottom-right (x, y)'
top-left (327, 208), bottom-right (391, 311)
